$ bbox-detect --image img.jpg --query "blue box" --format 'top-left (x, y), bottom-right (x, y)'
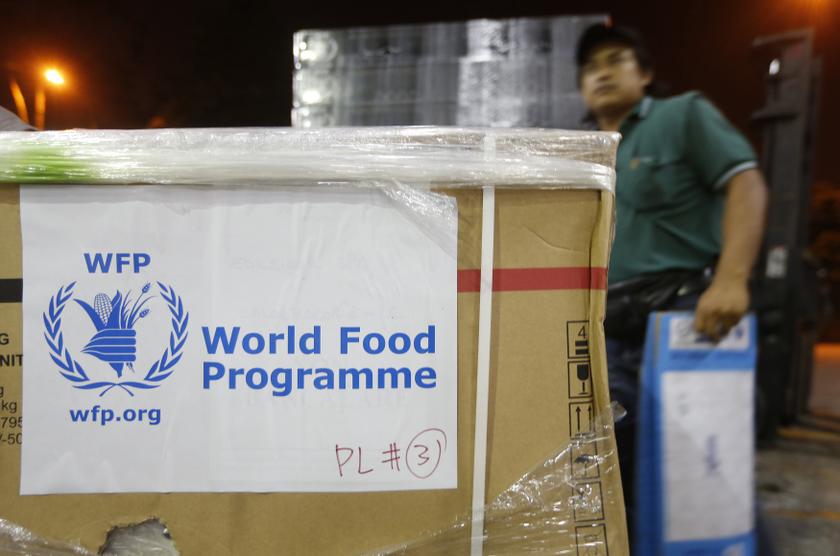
top-left (636, 312), bottom-right (757, 556)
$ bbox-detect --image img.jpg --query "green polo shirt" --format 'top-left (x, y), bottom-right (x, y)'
top-left (609, 92), bottom-right (758, 283)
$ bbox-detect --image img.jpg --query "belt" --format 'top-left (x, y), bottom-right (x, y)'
top-left (605, 267), bottom-right (713, 341)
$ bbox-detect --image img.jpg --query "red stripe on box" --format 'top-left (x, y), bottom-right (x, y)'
top-left (457, 267), bottom-right (608, 293)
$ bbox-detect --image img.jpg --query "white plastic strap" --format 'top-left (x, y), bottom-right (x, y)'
top-left (470, 185), bottom-right (495, 556)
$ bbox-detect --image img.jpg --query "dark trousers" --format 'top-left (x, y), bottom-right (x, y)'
top-left (607, 338), bottom-right (644, 536)
top-left (606, 295), bottom-right (700, 535)
top-left (605, 335), bottom-right (644, 541)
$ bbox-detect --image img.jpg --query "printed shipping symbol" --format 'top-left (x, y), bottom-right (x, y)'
top-left (570, 402), bottom-right (594, 436)
top-left (566, 321), bottom-right (589, 360)
top-left (571, 442), bottom-right (600, 480)
top-left (578, 363), bottom-right (589, 391)
top-left (571, 481), bottom-right (605, 522)
top-left (575, 524), bottom-right (608, 556)
top-left (569, 361), bottom-right (593, 399)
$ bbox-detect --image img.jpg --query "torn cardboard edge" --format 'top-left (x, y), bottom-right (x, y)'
top-left (100, 518), bottom-right (178, 556)
top-left (0, 517), bottom-right (178, 556)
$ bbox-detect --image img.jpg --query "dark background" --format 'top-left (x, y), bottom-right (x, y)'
top-left (2, 0), bottom-right (840, 334)
top-left (0, 0), bottom-right (837, 187)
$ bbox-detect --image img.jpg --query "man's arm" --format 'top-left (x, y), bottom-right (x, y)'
top-left (694, 168), bottom-right (768, 339)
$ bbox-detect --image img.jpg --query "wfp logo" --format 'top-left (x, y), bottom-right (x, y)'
top-left (43, 253), bottom-right (189, 396)
top-left (76, 286), bottom-right (152, 377)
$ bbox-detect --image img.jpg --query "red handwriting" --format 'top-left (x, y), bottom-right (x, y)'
top-left (334, 428), bottom-right (448, 479)
top-left (335, 445), bottom-right (374, 477)
top-left (406, 428), bottom-right (447, 479)
top-left (381, 442), bottom-right (401, 471)
top-left (415, 444), bottom-right (430, 466)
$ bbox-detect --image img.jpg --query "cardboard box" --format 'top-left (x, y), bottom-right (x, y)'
top-left (0, 128), bottom-right (627, 555)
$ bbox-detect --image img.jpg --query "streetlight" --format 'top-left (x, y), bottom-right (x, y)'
top-left (7, 66), bottom-right (67, 129)
top-left (34, 67), bottom-right (66, 129)
top-left (44, 68), bottom-right (65, 86)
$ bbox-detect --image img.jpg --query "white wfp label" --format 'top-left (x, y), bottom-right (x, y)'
top-left (20, 185), bottom-right (458, 494)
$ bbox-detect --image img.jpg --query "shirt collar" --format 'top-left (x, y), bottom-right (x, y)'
top-left (618, 96), bottom-right (653, 135)
top-left (583, 95), bottom-right (653, 130)
top-left (630, 96), bottom-right (653, 120)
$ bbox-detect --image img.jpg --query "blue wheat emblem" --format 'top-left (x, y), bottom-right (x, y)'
top-left (74, 284), bottom-right (152, 378)
top-left (44, 281), bottom-right (187, 396)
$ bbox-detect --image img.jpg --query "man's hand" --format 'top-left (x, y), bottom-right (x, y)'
top-left (694, 276), bottom-right (749, 341)
top-left (694, 169), bottom-right (767, 341)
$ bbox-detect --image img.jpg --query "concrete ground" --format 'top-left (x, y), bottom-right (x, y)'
top-left (758, 431), bottom-right (840, 555)
top-left (756, 344), bottom-right (840, 556)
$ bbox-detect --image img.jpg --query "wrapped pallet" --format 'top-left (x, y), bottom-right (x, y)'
top-left (0, 127), bottom-right (626, 555)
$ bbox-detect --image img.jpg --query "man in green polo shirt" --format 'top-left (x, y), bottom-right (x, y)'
top-left (575, 23), bottom-right (768, 542)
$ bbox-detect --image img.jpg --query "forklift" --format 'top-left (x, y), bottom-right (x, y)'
top-left (752, 28), bottom-right (836, 439)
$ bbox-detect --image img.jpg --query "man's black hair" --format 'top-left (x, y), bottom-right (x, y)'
top-left (575, 23), bottom-right (653, 73)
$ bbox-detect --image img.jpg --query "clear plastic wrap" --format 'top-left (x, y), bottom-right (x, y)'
top-left (0, 519), bottom-right (93, 555)
top-left (292, 15), bottom-right (607, 128)
top-left (369, 406), bottom-right (624, 555)
top-left (0, 408), bottom-right (623, 556)
top-left (0, 127), bottom-right (618, 190)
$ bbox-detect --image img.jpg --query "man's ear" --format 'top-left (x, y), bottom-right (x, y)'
top-left (641, 69), bottom-right (654, 89)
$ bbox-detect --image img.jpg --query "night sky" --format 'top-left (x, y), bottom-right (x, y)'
top-left (1, 0), bottom-right (838, 184)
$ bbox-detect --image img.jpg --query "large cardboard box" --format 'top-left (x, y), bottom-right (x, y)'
top-left (0, 128), bottom-right (627, 555)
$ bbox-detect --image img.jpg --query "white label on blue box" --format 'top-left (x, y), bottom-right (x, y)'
top-left (669, 316), bottom-right (751, 351)
top-left (19, 185), bottom-right (458, 494)
top-left (662, 370), bottom-right (754, 542)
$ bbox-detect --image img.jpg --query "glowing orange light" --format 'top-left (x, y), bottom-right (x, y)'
top-left (44, 68), bottom-right (65, 86)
